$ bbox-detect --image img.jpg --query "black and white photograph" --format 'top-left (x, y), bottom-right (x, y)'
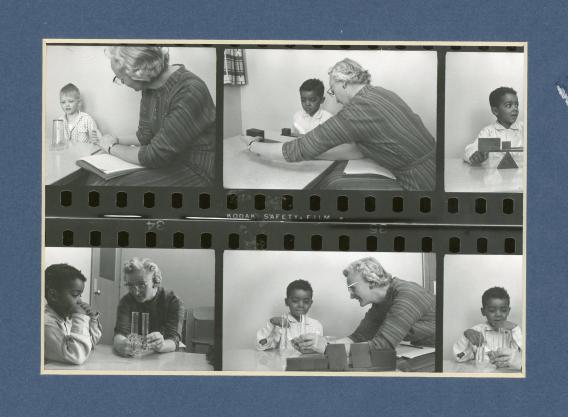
top-left (44, 45), bottom-right (216, 187)
top-left (223, 251), bottom-right (436, 373)
top-left (43, 247), bottom-right (216, 373)
top-left (444, 51), bottom-right (525, 193)
top-left (223, 49), bottom-right (437, 191)
top-left (443, 255), bottom-right (523, 374)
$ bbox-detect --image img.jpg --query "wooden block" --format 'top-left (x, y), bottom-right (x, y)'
top-left (478, 137), bottom-right (501, 152)
top-left (497, 152), bottom-right (519, 169)
top-left (370, 348), bottom-right (396, 371)
top-left (350, 343), bottom-right (373, 369)
top-left (286, 357), bottom-right (303, 371)
top-left (502, 141), bottom-right (511, 150)
top-left (325, 344), bottom-right (348, 371)
top-left (246, 128), bottom-right (265, 140)
top-left (281, 128), bottom-right (292, 136)
top-left (313, 357), bottom-right (329, 370)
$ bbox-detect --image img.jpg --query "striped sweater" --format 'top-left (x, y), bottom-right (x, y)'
top-left (137, 65), bottom-right (216, 185)
top-left (282, 85), bottom-right (436, 191)
top-left (349, 278), bottom-right (436, 349)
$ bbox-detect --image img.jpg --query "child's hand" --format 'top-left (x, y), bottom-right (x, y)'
top-left (292, 333), bottom-right (328, 354)
top-left (76, 301), bottom-right (99, 319)
top-left (464, 329), bottom-right (484, 346)
top-left (114, 338), bottom-right (135, 357)
top-left (270, 316), bottom-right (290, 328)
top-left (469, 151), bottom-right (489, 165)
top-left (69, 302), bottom-right (89, 316)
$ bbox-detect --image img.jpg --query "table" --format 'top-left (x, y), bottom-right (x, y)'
top-left (223, 348), bottom-right (434, 373)
top-left (223, 132), bottom-right (335, 189)
top-left (45, 142), bottom-right (99, 185)
top-left (443, 359), bottom-right (520, 374)
top-left (44, 345), bottom-right (213, 372)
top-left (444, 157), bottom-right (524, 193)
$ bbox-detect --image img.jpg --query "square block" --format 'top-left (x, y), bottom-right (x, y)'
top-left (370, 348), bottom-right (397, 371)
top-left (350, 343), bottom-right (373, 369)
top-left (325, 344), bottom-right (348, 371)
top-left (478, 137), bottom-right (501, 151)
top-left (246, 128), bottom-right (265, 140)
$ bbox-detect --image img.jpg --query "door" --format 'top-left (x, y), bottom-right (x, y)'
top-left (91, 248), bottom-right (122, 345)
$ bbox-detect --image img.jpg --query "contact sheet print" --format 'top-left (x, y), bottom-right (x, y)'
top-left (43, 40), bottom-right (525, 377)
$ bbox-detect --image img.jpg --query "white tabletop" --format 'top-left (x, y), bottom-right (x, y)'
top-left (44, 344), bottom-right (213, 372)
top-left (45, 142), bottom-right (99, 185)
top-left (442, 359), bottom-right (520, 374)
top-left (445, 157), bottom-right (524, 193)
top-left (223, 131), bottom-right (334, 189)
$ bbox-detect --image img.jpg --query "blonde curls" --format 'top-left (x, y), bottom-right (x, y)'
top-left (123, 257), bottom-right (163, 285)
top-left (106, 46), bottom-right (169, 82)
top-left (343, 257), bottom-right (392, 287)
top-left (328, 58), bottom-right (371, 86)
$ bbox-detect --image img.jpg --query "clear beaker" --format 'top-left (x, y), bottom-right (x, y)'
top-left (51, 119), bottom-right (68, 150)
top-left (141, 313), bottom-right (149, 351)
top-left (128, 312), bottom-right (142, 355)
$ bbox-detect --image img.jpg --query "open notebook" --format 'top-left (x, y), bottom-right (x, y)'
top-left (343, 158), bottom-right (397, 180)
top-left (76, 154), bottom-right (144, 180)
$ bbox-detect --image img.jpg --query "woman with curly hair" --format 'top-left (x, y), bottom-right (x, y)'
top-left (294, 257), bottom-right (436, 354)
top-left (242, 58), bottom-right (436, 191)
top-left (92, 46), bottom-right (216, 186)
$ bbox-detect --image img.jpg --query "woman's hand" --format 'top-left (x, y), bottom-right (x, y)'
top-left (146, 332), bottom-right (167, 352)
top-left (240, 135), bottom-right (261, 153)
top-left (98, 134), bottom-right (119, 154)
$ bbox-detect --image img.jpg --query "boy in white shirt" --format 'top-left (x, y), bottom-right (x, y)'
top-left (292, 79), bottom-right (333, 135)
top-left (464, 87), bottom-right (524, 165)
top-left (256, 279), bottom-right (323, 350)
top-left (58, 83), bottom-right (100, 144)
top-left (453, 287), bottom-right (522, 370)
top-left (44, 264), bottom-right (102, 365)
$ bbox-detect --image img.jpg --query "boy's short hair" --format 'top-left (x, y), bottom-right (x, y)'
top-left (286, 279), bottom-right (313, 298)
top-left (45, 264), bottom-right (86, 291)
top-left (482, 286), bottom-right (510, 307)
top-left (299, 79), bottom-right (325, 97)
top-left (60, 83), bottom-right (81, 98)
top-left (489, 87), bottom-right (517, 108)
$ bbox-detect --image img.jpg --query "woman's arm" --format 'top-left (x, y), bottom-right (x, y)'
top-left (315, 143), bottom-right (364, 161)
top-left (98, 134), bottom-right (142, 165)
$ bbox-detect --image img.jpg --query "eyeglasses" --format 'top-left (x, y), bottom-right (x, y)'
top-left (126, 283), bottom-right (148, 292)
top-left (327, 87), bottom-right (335, 96)
top-left (113, 75), bottom-right (124, 86)
top-left (346, 281), bottom-right (359, 291)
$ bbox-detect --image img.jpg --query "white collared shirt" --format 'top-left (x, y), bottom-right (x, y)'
top-left (292, 108), bottom-right (333, 135)
top-left (453, 322), bottom-right (522, 363)
top-left (464, 120), bottom-right (524, 164)
top-left (59, 111), bottom-right (99, 144)
top-left (256, 313), bottom-right (323, 351)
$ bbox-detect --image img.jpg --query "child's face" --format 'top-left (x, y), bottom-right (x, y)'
top-left (60, 94), bottom-right (80, 116)
top-left (285, 289), bottom-right (313, 320)
top-left (491, 93), bottom-right (519, 128)
top-left (125, 271), bottom-right (157, 303)
top-left (481, 298), bottom-right (511, 327)
top-left (300, 90), bottom-right (325, 116)
top-left (48, 278), bottom-right (85, 317)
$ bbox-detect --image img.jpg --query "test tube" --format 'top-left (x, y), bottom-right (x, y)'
top-left (131, 312), bottom-right (139, 335)
top-left (300, 314), bottom-right (306, 335)
top-left (280, 313), bottom-right (287, 350)
top-left (141, 313), bottom-right (149, 351)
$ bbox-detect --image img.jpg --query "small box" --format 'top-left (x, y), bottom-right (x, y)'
top-left (350, 343), bottom-right (373, 369)
top-left (502, 141), bottom-right (511, 150)
top-left (246, 128), bottom-right (265, 140)
top-left (370, 348), bottom-right (397, 371)
top-left (286, 357), bottom-right (303, 371)
top-left (281, 128), bottom-right (292, 136)
top-left (325, 344), bottom-right (348, 371)
top-left (478, 137), bottom-right (501, 152)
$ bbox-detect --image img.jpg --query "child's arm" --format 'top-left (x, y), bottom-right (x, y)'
top-left (453, 329), bottom-right (479, 362)
top-left (464, 127), bottom-right (492, 164)
top-left (44, 312), bottom-right (95, 365)
top-left (255, 319), bottom-right (284, 351)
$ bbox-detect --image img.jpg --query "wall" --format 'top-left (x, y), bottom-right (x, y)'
top-left (119, 249), bottom-right (215, 309)
top-left (45, 46), bottom-right (216, 142)
top-left (443, 255), bottom-right (523, 360)
top-left (445, 52), bottom-right (525, 158)
top-left (225, 49), bottom-right (437, 138)
top-left (223, 251), bottom-right (426, 351)
top-left (44, 247), bottom-right (92, 303)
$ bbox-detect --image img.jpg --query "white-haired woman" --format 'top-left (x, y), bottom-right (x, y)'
top-left (113, 258), bottom-right (185, 357)
top-left (242, 58), bottom-right (436, 191)
top-left (92, 46), bottom-right (216, 186)
top-left (294, 257), bottom-right (436, 354)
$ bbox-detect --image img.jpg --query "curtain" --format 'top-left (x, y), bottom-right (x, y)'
top-left (224, 48), bottom-right (247, 85)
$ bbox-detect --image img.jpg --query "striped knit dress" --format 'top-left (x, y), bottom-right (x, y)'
top-left (349, 278), bottom-right (436, 349)
top-left (87, 65), bottom-right (216, 186)
top-left (282, 85), bottom-right (436, 191)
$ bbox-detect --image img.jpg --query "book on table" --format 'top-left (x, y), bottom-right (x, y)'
top-left (343, 158), bottom-right (397, 179)
top-left (76, 154), bottom-right (144, 180)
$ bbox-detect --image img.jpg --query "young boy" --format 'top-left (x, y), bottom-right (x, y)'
top-left (464, 87), bottom-right (524, 165)
top-left (453, 287), bottom-right (522, 370)
top-left (58, 83), bottom-right (100, 144)
top-left (256, 279), bottom-right (323, 351)
top-left (44, 264), bottom-right (102, 365)
top-left (292, 79), bottom-right (333, 135)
